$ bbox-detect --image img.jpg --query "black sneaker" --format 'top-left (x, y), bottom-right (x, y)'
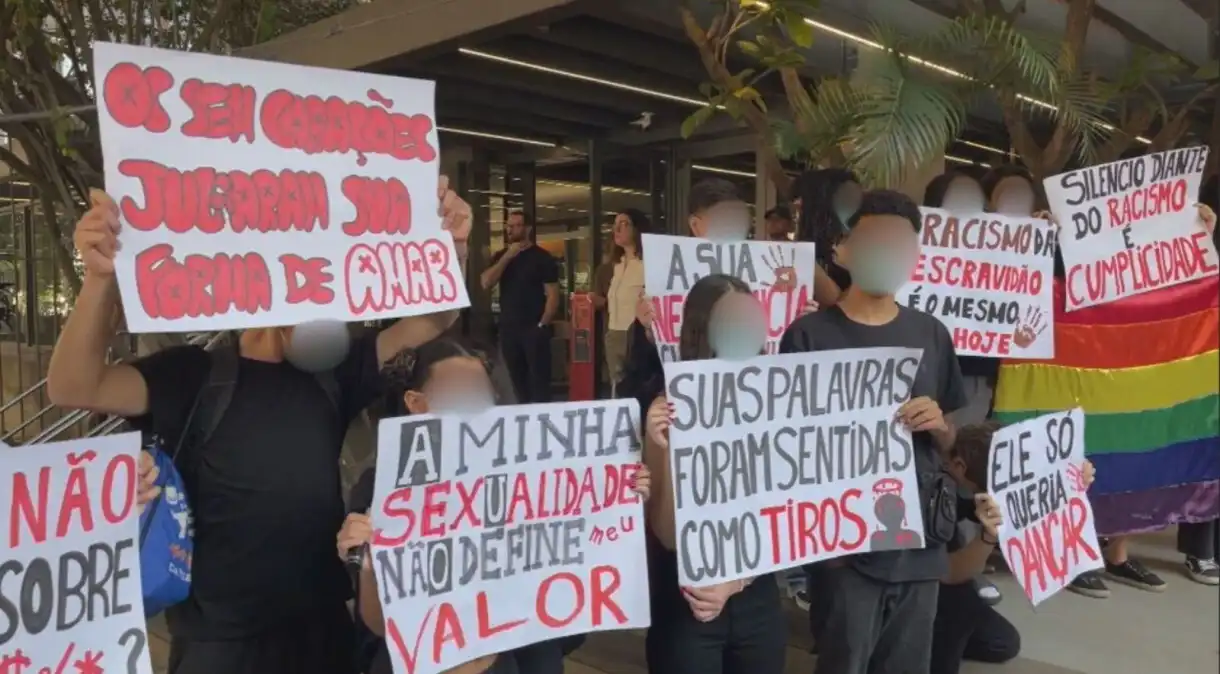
top-left (1105, 558), bottom-right (1167, 592)
top-left (975, 577), bottom-right (1003, 606)
top-left (1185, 556), bottom-right (1220, 586)
top-left (1066, 570), bottom-right (1110, 598)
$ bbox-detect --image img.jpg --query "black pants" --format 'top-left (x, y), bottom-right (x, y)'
top-left (1178, 519), bottom-right (1219, 560)
top-left (500, 324), bottom-right (553, 403)
top-left (929, 582), bottom-right (1020, 674)
top-left (644, 540), bottom-right (785, 674)
top-left (808, 563), bottom-right (938, 674)
top-left (508, 636), bottom-right (576, 674)
top-left (168, 606), bottom-right (355, 674)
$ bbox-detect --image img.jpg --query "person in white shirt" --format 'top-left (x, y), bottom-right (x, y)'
top-left (599, 209), bottom-right (650, 396)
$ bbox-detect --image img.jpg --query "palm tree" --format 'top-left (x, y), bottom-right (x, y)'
top-left (680, 0), bottom-right (1207, 188)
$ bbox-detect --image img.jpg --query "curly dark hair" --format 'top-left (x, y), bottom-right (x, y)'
top-left (791, 168), bottom-right (858, 265)
top-left (378, 337), bottom-right (496, 416)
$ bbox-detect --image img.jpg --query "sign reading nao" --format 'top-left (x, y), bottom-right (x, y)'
top-left (1043, 147), bottom-right (1216, 311)
top-left (988, 409), bottom-right (1102, 606)
top-left (369, 400), bottom-right (650, 674)
top-left (662, 348), bottom-right (927, 587)
top-left (1, 433), bottom-right (152, 674)
top-left (93, 42), bottom-right (470, 333)
top-left (898, 209), bottom-right (1056, 359)
top-left (641, 234), bottom-right (816, 362)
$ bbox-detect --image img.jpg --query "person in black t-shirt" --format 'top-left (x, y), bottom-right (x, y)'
top-left (47, 182), bottom-right (472, 674)
top-left (480, 210), bottom-right (559, 404)
top-left (781, 190), bottom-right (968, 674)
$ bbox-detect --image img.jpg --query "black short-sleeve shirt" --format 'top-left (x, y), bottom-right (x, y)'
top-left (780, 305), bottom-right (967, 583)
top-left (492, 245), bottom-right (559, 328)
top-left (129, 331), bottom-right (383, 639)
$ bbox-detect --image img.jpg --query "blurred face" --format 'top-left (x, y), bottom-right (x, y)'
top-left (403, 356), bottom-right (495, 415)
top-left (242, 321), bottom-right (351, 372)
top-left (707, 291), bottom-right (767, 360)
top-left (990, 176), bottom-right (1036, 216)
top-left (832, 182), bottom-right (863, 228)
top-left (941, 176), bottom-right (986, 212)
top-left (945, 456), bottom-right (979, 494)
top-left (837, 214), bottom-right (920, 298)
top-left (505, 213), bottom-right (530, 243)
top-left (689, 200), bottom-right (752, 241)
top-left (612, 213), bottom-right (636, 248)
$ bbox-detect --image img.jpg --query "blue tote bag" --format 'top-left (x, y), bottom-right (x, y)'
top-left (138, 436), bottom-right (194, 617)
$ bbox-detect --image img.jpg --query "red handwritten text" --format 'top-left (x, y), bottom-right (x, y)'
top-left (102, 62), bottom-right (174, 133)
top-left (135, 245), bottom-right (272, 320)
top-left (344, 240), bottom-right (458, 316)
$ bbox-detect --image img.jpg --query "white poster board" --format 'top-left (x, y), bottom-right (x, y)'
top-left (897, 208), bottom-right (1056, 359)
top-left (0, 432), bottom-right (152, 674)
top-left (641, 234), bottom-right (816, 362)
top-left (93, 42), bottom-right (470, 332)
top-left (369, 400), bottom-right (650, 674)
top-left (662, 348), bottom-right (927, 587)
top-left (1043, 147), bottom-right (1215, 310)
top-left (988, 408), bottom-right (1103, 606)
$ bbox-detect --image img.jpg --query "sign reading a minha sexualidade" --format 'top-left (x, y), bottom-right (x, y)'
top-left (368, 400), bottom-right (650, 674)
top-left (1043, 147), bottom-right (1215, 311)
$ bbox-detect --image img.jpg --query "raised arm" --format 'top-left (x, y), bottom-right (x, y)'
top-left (480, 246), bottom-right (518, 291)
top-left (47, 191), bottom-right (151, 416)
top-left (643, 395), bottom-right (677, 549)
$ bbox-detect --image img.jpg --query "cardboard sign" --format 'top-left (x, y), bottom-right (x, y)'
top-left (661, 348), bottom-right (927, 587)
top-left (93, 42), bottom-right (470, 332)
top-left (641, 235), bottom-right (816, 362)
top-left (1043, 147), bottom-right (1216, 310)
top-left (0, 433), bottom-right (152, 674)
top-left (370, 400), bottom-right (650, 674)
top-left (898, 209), bottom-right (1056, 359)
top-left (988, 409), bottom-right (1103, 606)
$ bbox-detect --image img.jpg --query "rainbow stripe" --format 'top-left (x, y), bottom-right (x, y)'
top-left (993, 276), bottom-right (1220, 536)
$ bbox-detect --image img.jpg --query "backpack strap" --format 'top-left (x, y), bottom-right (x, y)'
top-left (187, 343), bottom-right (241, 456)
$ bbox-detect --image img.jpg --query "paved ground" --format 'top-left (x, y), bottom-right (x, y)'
top-left (146, 528), bottom-right (1219, 674)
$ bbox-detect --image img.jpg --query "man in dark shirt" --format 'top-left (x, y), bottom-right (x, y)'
top-left (47, 183), bottom-right (472, 674)
top-left (480, 210), bottom-right (559, 403)
top-left (780, 189), bottom-right (967, 674)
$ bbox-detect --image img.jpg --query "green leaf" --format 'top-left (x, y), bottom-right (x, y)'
top-left (785, 13), bottom-right (815, 49)
top-left (1196, 60), bottom-right (1219, 81)
top-left (737, 40), bottom-right (761, 57)
top-left (681, 106), bottom-right (717, 139)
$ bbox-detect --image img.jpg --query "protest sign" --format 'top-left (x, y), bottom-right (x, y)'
top-left (93, 42), bottom-right (469, 333)
top-left (988, 408), bottom-right (1102, 606)
top-left (369, 400), bottom-right (649, 674)
top-left (641, 234), bottom-right (816, 362)
top-left (661, 348), bottom-right (927, 587)
top-left (1043, 147), bottom-right (1216, 311)
top-left (1, 432), bottom-right (151, 674)
top-left (897, 208), bottom-right (1056, 359)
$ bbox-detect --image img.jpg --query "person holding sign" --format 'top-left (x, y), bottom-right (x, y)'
top-left (341, 337), bottom-right (653, 674)
top-left (641, 274), bottom-right (786, 674)
top-left (781, 190), bottom-right (968, 674)
top-left (46, 181), bottom-right (472, 674)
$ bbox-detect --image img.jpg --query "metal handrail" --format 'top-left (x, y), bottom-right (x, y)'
top-left (8, 331), bottom-right (228, 446)
top-left (0, 332), bottom-right (140, 417)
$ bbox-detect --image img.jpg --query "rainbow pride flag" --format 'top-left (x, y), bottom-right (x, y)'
top-left (993, 276), bottom-right (1220, 536)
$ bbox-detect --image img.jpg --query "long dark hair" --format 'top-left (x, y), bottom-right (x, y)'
top-left (610, 208), bottom-right (650, 265)
top-left (380, 338), bottom-right (495, 415)
top-left (982, 165), bottom-right (1044, 212)
top-left (678, 274), bottom-right (752, 362)
top-left (792, 168), bottom-right (858, 260)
